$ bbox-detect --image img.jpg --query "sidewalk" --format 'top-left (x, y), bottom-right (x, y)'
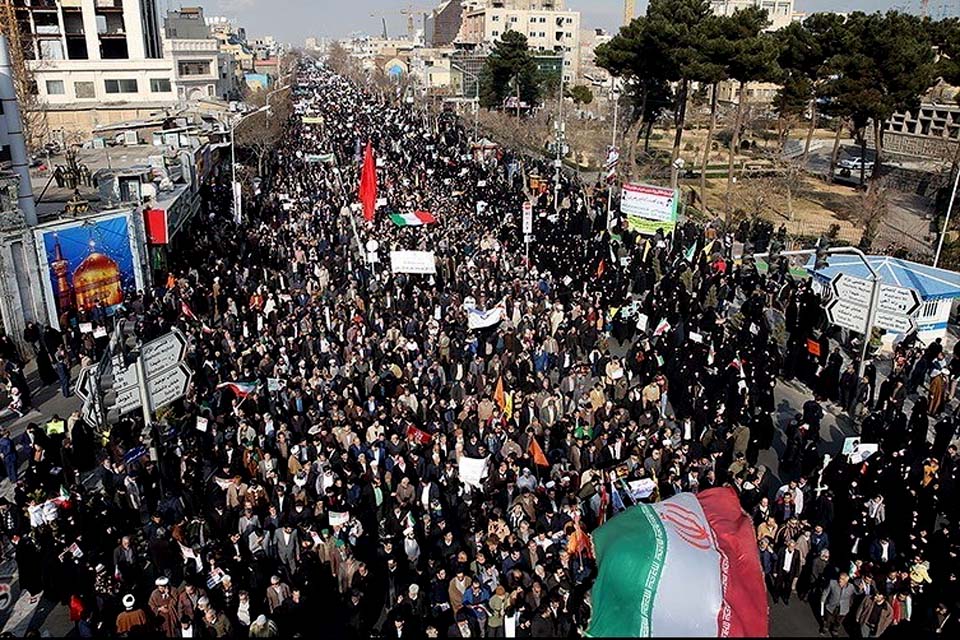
top-left (0, 359), bottom-right (80, 636)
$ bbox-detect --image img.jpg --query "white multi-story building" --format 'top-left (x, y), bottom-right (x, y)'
top-left (458, 0), bottom-right (581, 83)
top-left (18, 0), bottom-right (174, 106)
top-left (710, 0), bottom-right (795, 31)
top-left (12, 1), bottom-right (239, 138)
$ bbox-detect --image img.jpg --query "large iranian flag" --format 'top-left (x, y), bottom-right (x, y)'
top-left (587, 487), bottom-right (767, 638)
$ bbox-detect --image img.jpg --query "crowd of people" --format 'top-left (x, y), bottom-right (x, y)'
top-left (1, 59), bottom-right (959, 639)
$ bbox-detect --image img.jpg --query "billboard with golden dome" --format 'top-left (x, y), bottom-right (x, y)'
top-left (34, 212), bottom-right (145, 331)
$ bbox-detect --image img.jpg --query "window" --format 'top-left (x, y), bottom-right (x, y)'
top-left (45, 80), bottom-right (65, 95)
top-left (540, 17), bottom-right (547, 23)
top-left (178, 60), bottom-right (210, 76)
top-left (39, 40), bottom-right (64, 60)
top-left (150, 78), bottom-right (172, 93)
top-left (74, 81), bottom-right (95, 99)
top-left (922, 301), bottom-right (938, 318)
top-left (105, 78), bottom-right (138, 94)
top-left (492, 30), bottom-right (500, 37)
top-left (530, 16), bottom-right (537, 22)
top-left (510, 15), bottom-right (518, 22)
top-left (565, 17), bottom-right (573, 24)
top-left (491, 15), bottom-right (500, 21)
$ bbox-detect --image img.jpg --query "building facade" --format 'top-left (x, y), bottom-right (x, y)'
top-left (164, 7), bottom-right (237, 103)
top-left (425, 0), bottom-right (466, 47)
top-left (17, 0), bottom-right (174, 106)
top-left (710, 0), bottom-right (794, 31)
top-left (457, 0), bottom-right (581, 82)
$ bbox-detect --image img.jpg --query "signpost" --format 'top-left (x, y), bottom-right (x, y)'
top-left (522, 201), bottom-right (533, 269)
top-left (828, 273), bottom-right (921, 334)
top-left (93, 328), bottom-right (193, 422)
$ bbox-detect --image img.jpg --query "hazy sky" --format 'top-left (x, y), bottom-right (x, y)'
top-left (168, 0), bottom-right (936, 44)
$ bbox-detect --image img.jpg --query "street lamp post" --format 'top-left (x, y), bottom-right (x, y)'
top-left (230, 105), bottom-right (269, 224)
top-left (554, 53), bottom-right (566, 214)
top-left (935, 162), bottom-right (960, 267)
top-left (606, 83), bottom-right (621, 229)
top-left (266, 83), bottom-right (291, 121)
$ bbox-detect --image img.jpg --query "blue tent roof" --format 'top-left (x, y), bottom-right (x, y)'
top-left (805, 255), bottom-right (960, 302)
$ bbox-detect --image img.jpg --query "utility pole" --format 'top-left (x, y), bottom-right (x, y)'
top-left (554, 53), bottom-right (565, 214)
top-left (934, 161), bottom-right (960, 267)
top-left (606, 84), bottom-right (620, 229)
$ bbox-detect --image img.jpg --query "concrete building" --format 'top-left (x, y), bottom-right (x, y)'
top-left (710, 0), bottom-right (794, 31)
top-left (411, 47), bottom-right (454, 94)
top-left (578, 28), bottom-right (613, 88)
top-left (457, 0), bottom-right (581, 83)
top-left (708, 1), bottom-right (794, 106)
top-left (880, 101), bottom-right (960, 160)
top-left (425, 1), bottom-right (466, 47)
top-left (208, 17), bottom-right (254, 87)
top-left (164, 7), bottom-right (238, 103)
top-left (11, 1), bottom-right (243, 140)
top-left (16, 0), bottom-right (172, 107)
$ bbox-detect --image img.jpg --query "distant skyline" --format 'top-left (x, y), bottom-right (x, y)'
top-left (166, 0), bottom-right (949, 43)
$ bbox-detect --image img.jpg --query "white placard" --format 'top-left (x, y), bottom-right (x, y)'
top-left (459, 456), bottom-right (488, 488)
top-left (196, 416), bottom-right (208, 433)
top-left (329, 511), bottom-right (349, 527)
top-left (390, 250), bottom-right (437, 275)
top-left (79, 322), bottom-right (93, 334)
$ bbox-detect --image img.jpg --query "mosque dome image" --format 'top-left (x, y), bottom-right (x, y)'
top-left (72, 251), bottom-right (123, 309)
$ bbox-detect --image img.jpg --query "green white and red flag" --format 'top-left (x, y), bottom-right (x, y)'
top-left (216, 381), bottom-right (259, 398)
top-left (587, 487), bottom-right (768, 638)
top-left (389, 211), bottom-right (436, 227)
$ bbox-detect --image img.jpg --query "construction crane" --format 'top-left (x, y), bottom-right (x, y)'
top-left (399, 3), bottom-right (434, 42)
top-left (921, 0), bottom-right (930, 17)
top-left (369, 14), bottom-right (389, 39)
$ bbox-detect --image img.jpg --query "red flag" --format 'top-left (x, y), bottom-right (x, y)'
top-left (529, 437), bottom-right (549, 467)
top-left (596, 259), bottom-right (606, 279)
top-left (359, 141), bottom-right (377, 222)
top-left (405, 424), bottom-right (433, 446)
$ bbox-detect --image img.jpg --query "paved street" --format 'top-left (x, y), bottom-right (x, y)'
top-left (0, 346), bottom-right (867, 637)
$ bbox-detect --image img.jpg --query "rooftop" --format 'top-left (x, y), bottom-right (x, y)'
top-left (806, 254), bottom-right (960, 301)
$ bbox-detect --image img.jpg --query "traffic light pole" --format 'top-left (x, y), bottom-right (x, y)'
top-left (736, 245), bottom-right (879, 378)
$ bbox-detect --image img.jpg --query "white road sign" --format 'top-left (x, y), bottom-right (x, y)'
top-left (830, 273), bottom-right (872, 307)
top-left (75, 366), bottom-right (93, 402)
top-left (875, 309), bottom-right (918, 334)
top-left (522, 202), bottom-right (533, 234)
top-left (826, 298), bottom-right (868, 333)
top-left (141, 329), bottom-right (188, 377)
top-left (828, 273), bottom-right (921, 334)
top-left (877, 285), bottom-right (921, 316)
top-left (147, 362), bottom-right (193, 410)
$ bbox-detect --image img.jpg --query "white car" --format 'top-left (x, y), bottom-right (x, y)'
top-left (837, 157), bottom-right (874, 171)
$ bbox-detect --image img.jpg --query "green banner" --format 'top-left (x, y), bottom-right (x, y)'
top-left (626, 215), bottom-right (678, 236)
